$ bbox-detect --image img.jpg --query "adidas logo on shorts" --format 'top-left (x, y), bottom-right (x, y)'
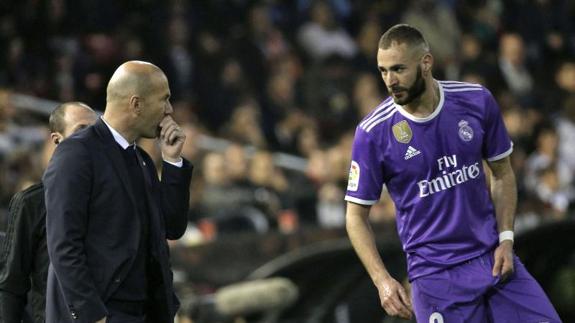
top-left (404, 146), bottom-right (421, 160)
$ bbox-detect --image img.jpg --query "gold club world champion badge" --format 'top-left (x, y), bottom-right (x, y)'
top-left (392, 120), bottom-right (412, 143)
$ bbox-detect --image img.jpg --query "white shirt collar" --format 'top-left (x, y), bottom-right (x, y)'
top-left (100, 117), bottom-right (134, 149)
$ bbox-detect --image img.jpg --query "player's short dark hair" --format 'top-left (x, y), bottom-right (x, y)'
top-left (378, 24), bottom-right (430, 52)
top-left (49, 101), bottom-right (91, 133)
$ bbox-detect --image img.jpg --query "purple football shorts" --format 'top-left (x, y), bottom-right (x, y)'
top-left (410, 251), bottom-right (561, 322)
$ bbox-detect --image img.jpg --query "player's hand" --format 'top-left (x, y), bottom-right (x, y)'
top-left (492, 240), bottom-right (514, 282)
top-left (159, 115), bottom-right (185, 162)
top-left (95, 317), bottom-right (106, 323)
top-left (377, 276), bottom-right (413, 319)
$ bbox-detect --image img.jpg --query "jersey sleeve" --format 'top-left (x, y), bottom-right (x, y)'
top-left (481, 89), bottom-right (513, 161)
top-left (344, 127), bottom-right (384, 205)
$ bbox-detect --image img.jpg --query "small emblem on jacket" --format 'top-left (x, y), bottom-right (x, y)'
top-left (458, 120), bottom-right (474, 142)
top-left (392, 120), bottom-right (412, 143)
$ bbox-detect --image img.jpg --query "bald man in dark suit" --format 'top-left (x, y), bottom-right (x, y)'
top-left (0, 102), bottom-right (97, 323)
top-left (44, 61), bottom-right (193, 323)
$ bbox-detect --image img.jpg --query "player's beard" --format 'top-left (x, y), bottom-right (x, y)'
top-left (390, 66), bottom-right (426, 106)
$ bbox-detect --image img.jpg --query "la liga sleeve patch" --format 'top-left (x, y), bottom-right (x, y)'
top-left (347, 160), bottom-right (360, 191)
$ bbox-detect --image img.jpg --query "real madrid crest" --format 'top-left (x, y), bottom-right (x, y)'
top-left (458, 120), bottom-right (474, 142)
top-left (392, 120), bottom-right (412, 143)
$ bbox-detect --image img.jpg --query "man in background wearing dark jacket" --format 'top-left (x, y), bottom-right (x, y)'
top-left (0, 102), bottom-right (97, 322)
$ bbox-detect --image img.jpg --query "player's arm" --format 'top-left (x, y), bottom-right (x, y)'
top-left (487, 156), bottom-right (516, 280)
top-left (346, 202), bottom-right (412, 319)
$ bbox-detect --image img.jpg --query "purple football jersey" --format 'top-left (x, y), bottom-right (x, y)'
top-left (345, 80), bottom-right (513, 280)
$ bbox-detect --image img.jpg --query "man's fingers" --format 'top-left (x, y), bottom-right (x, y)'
top-left (161, 123), bottom-right (177, 139)
top-left (384, 300), bottom-right (407, 319)
top-left (382, 303), bottom-right (397, 317)
top-left (167, 129), bottom-right (181, 145)
top-left (159, 115), bottom-right (178, 137)
top-left (398, 310), bottom-right (412, 320)
top-left (397, 285), bottom-right (413, 318)
top-left (159, 115), bottom-right (174, 128)
top-left (379, 279), bottom-right (413, 319)
top-left (492, 255), bottom-right (503, 276)
top-left (162, 125), bottom-right (174, 141)
top-left (383, 294), bottom-right (411, 319)
top-left (161, 123), bottom-right (181, 144)
top-left (381, 291), bottom-right (399, 316)
top-left (167, 131), bottom-right (177, 144)
top-left (500, 258), bottom-right (514, 282)
top-left (398, 285), bottom-right (412, 309)
top-left (395, 300), bottom-right (412, 319)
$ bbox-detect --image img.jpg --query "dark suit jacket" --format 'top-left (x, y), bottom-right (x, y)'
top-left (0, 183), bottom-right (48, 323)
top-left (43, 119), bottom-right (192, 323)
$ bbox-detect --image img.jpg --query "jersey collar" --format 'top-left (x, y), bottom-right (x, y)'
top-left (394, 80), bottom-right (445, 123)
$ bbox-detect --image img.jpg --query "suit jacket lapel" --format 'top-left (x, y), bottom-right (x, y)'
top-left (93, 119), bottom-right (138, 210)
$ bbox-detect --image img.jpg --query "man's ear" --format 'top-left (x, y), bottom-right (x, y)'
top-left (51, 132), bottom-right (64, 145)
top-left (421, 53), bottom-right (433, 73)
top-left (130, 95), bottom-right (141, 115)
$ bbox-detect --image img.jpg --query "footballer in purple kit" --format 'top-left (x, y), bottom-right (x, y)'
top-left (345, 24), bottom-right (561, 322)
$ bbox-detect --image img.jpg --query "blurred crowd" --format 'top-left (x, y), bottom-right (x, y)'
top-left (1, 0), bottom-right (575, 241)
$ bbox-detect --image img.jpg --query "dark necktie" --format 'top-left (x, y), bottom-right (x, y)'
top-left (132, 146), bottom-right (152, 188)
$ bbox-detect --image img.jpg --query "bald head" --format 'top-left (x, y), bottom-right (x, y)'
top-left (106, 61), bottom-right (166, 104)
top-left (49, 102), bottom-right (97, 144)
top-left (49, 102), bottom-right (96, 133)
top-left (103, 60), bottom-right (173, 141)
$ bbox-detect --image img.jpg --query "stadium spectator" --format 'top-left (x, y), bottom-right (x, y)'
top-left (297, 0), bottom-right (357, 61)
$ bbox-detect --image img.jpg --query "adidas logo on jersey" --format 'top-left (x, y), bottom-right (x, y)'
top-left (404, 146), bottom-right (421, 160)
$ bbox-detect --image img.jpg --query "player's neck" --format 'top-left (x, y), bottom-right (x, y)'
top-left (402, 79), bottom-right (439, 118)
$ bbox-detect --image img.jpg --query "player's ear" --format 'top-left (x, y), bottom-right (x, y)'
top-left (421, 53), bottom-right (433, 74)
top-left (51, 132), bottom-right (64, 145)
